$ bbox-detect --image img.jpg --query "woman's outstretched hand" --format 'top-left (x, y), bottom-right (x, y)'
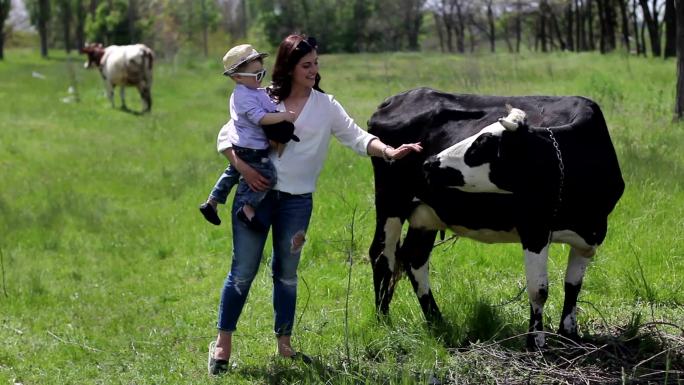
top-left (387, 142), bottom-right (423, 160)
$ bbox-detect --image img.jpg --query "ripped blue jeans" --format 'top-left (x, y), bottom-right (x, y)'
top-left (217, 190), bottom-right (313, 336)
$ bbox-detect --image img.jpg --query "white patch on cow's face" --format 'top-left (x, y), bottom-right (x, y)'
top-left (408, 203), bottom-right (446, 231)
top-left (435, 122), bottom-right (512, 193)
top-left (411, 262), bottom-right (430, 297)
top-left (382, 217), bottom-right (402, 273)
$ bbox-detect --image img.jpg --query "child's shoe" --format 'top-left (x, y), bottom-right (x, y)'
top-left (199, 202), bottom-right (221, 225)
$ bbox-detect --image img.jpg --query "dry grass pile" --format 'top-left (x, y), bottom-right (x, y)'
top-left (446, 322), bottom-right (684, 384)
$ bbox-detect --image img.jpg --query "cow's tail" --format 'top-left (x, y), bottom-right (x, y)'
top-left (142, 46), bottom-right (154, 71)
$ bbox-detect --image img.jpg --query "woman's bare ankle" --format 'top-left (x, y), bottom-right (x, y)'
top-left (277, 335), bottom-right (295, 357)
top-left (214, 331), bottom-right (232, 360)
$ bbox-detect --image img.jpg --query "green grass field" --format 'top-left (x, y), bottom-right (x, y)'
top-left (0, 48), bottom-right (682, 384)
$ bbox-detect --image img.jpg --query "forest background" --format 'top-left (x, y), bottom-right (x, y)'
top-left (0, 0), bottom-right (681, 59)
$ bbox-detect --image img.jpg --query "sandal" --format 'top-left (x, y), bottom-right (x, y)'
top-left (207, 341), bottom-right (229, 376)
top-left (288, 352), bottom-right (313, 364)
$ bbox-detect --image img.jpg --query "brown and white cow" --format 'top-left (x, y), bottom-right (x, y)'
top-left (81, 43), bottom-right (154, 113)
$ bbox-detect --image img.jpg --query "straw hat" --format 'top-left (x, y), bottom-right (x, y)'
top-left (222, 44), bottom-right (268, 76)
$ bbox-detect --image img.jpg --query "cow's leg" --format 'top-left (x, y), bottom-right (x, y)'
top-left (139, 85), bottom-right (152, 113)
top-left (120, 86), bottom-right (128, 111)
top-left (369, 216), bottom-right (403, 316)
top-left (524, 243), bottom-right (550, 349)
top-left (400, 227), bottom-right (440, 323)
top-left (105, 82), bottom-right (115, 108)
top-left (558, 246), bottom-right (595, 341)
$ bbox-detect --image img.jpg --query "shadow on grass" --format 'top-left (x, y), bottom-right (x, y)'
top-left (430, 301), bottom-right (527, 350)
top-left (230, 354), bottom-right (443, 385)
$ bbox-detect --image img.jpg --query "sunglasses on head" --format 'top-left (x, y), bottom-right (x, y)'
top-left (234, 68), bottom-right (267, 82)
top-left (296, 37), bottom-right (318, 51)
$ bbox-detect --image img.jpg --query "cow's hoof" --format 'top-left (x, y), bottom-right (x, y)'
top-left (558, 328), bottom-right (581, 344)
top-left (525, 333), bottom-right (546, 350)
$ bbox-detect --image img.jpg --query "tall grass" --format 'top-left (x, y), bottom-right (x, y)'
top-left (0, 49), bottom-right (682, 384)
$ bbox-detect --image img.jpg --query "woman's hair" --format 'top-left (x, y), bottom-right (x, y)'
top-left (268, 34), bottom-right (323, 102)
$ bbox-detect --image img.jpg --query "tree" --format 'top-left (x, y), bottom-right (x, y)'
top-left (664, 0), bottom-right (676, 58)
top-left (28, 0), bottom-right (51, 58)
top-left (85, 0), bottom-right (146, 45)
top-left (617, 0), bottom-right (630, 51)
top-left (56, 0), bottom-right (73, 53)
top-left (74, 0), bottom-right (86, 49)
top-left (675, 0), bottom-right (684, 119)
top-left (0, 0), bottom-right (10, 60)
top-left (639, 0), bottom-right (661, 56)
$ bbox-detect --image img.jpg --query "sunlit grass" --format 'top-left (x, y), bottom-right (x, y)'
top-left (0, 48), bottom-right (682, 384)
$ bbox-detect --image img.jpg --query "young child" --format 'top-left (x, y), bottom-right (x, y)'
top-left (199, 44), bottom-right (298, 230)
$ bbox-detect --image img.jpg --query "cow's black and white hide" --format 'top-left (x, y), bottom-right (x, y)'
top-left (81, 43), bottom-right (154, 113)
top-left (367, 87), bottom-right (624, 348)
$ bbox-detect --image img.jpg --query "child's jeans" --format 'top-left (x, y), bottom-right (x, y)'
top-left (208, 146), bottom-right (276, 207)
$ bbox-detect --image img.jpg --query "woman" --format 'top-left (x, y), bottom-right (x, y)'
top-left (208, 34), bottom-right (422, 375)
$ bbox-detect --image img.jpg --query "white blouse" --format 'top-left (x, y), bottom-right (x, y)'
top-left (217, 89), bottom-right (377, 194)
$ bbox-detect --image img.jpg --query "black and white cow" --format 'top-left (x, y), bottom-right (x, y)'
top-left (367, 87), bottom-right (624, 348)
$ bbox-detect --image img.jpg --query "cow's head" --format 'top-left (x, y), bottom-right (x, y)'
top-left (423, 106), bottom-right (527, 194)
top-left (81, 43), bottom-right (105, 69)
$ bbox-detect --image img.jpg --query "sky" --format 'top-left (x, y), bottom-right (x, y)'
top-left (8, 0), bottom-right (33, 32)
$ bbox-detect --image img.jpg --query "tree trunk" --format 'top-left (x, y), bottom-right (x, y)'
top-left (201, 0), bottom-right (208, 57)
top-left (487, 0), bottom-right (495, 52)
top-left (639, 0), bottom-right (661, 56)
top-left (597, 0), bottom-right (607, 52)
top-left (456, 2), bottom-right (465, 53)
top-left (587, 0), bottom-right (595, 50)
top-left (674, 0), bottom-right (684, 119)
top-left (0, 27), bottom-right (4, 60)
top-left (406, 0), bottom-right (423, 51)
top-left (516, 0), bottom-right (522, 52)
top-left (75, 0), bottom-right (85, 50)
top-left (539, 3), bottom-right (548, 52)
top-left (61, 0), bottom-right (73, 53)
top-left (89, 0), bottom-right (98, 18)
top-left (503, 17), bottom-right (514, 52)
top-left (632, 0), bottom-right (642, 54)
top-left (618, 0), bottom-right (630, 51)
top-left (640, 12), bottom-right (648, 56)
top-left (433, 12), bottom-right (445, 52)
top-left (38, 0), bottom-right (50, 58)
top-left (606, 0), bottom-right (617, 50)
top-left (566, 2), bottom-right (575, 51)
top-left (577, 0), bottom-right (585, 50)
top-left (549, 4), bottom-right (566, 50)
top-left (665, 0), bottom-right (677, 58)
top-left (0, 0), bottom-right (9, 60)
top-left (128, 0), bottom-right (138, 42)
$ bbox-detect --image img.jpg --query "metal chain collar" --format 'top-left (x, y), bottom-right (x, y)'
top-left (544, 126), bottom-right (565, 218)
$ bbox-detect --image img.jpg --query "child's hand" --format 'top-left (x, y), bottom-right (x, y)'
top-left (284, 111), bottom-right (296, 122)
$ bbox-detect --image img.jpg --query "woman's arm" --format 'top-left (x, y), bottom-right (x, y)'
top-left (221, 148), bottom-right (271, 192)
top-left (366, 138), bottom-right (423, 161)
top-left (327, 96), bottom-right (422, 159)
top-left (260, 110), bottom-right (296, 125)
